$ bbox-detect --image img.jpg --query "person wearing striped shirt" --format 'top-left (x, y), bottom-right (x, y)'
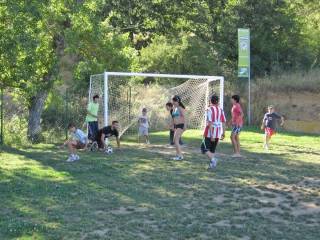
top-left (201, 95), bottom-right (226, 170)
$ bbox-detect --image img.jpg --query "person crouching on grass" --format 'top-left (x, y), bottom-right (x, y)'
top-left (229, 95), bottom-right (244, 158)
top-left (171, 95), bottom-right (186, 160)
top-left (97, 121), bottom-right (120, 150)
top-left (261, 105), bottom-right (284, 150)
top-left (201, 95), bottom-right (226, 170)
top-left (138, 108), bottom-right (150, 144)
top-left (62, 123), bottom-right (88, 162)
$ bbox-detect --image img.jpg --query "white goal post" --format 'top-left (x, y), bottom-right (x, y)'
top-left (89, 71), bottom-right (224, 136)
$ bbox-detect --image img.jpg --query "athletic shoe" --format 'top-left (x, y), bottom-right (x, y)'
top-left (172, 156), bottom-right (184, 161)
top-left (66, 155), bottom-right (76, 162)
top-left (74, 155), bottom-right (80, 161)
top-left (264, 144), bottom-right (269, 150)
top-left (146, 140), bottom-right (150, 144)
top-left (207, 158), bottom-right (217, 170)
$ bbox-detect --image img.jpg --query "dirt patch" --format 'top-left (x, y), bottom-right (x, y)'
top-left (213, 195), bottom-right (227, 204)
top-left (182, 203), bottom-right (192, 209)
top-left (238, 182), bottom-right (320, 219)
top-left (110, 206), bottom-right (149, 215)
top-left (213, 220), bottom-right (243, 228)
top-left (298, 177), bottom-right (320, 187)
top-left (238, 237), bottom-right (250, 240)
top-left (80, 228), bottom-right (110, 240)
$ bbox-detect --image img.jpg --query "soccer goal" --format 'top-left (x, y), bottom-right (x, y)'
top-left (88, 72), bottom-right (224, 137)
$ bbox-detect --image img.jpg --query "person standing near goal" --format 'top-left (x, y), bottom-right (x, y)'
top-left (85, 95), bottom-right (100, 142)
top-left (230, 95), bottom-right (244, 158)
top-left (171, 95), bottom-right (186, 160)
top-left (166, 102), bottom-right (183, 146)
top-left (138, 108), bottom-right (150, 144)
top-left (201, 95), bottom-right (226, 170)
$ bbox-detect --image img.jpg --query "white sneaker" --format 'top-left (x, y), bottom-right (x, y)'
top-left (172, 156), bottom-right (184, 161)
top-left (231, 154), bottom-right (242, 158)
top-left (146, 140), bottom-right (150, 144)
top-left (74, 155), bottom-right (80, 161)
top-left (264, 144), bottom-right (269, 150)
top-left (208, 158), bottom-right (217, 170)
top-left (66, 155), bottom-right (75, 162)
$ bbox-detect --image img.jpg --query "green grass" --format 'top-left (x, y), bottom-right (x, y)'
top-left (0, 128), bottom-right (319, 240)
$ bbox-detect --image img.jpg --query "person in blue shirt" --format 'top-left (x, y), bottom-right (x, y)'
top-left (62, 123), bottom-right (88, 162)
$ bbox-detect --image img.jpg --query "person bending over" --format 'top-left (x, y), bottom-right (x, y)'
top-left (97, 121), bottom-right (120, 150)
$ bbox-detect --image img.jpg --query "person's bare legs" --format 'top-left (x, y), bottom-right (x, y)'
top-left (235, 134), bottom-right (241, 155)
top-left (231, 134), bottom-right (237, 153)
top-left (145, 135), bottom-right (150, 143)
top-left (206, 151), bottom-right (214, 160)
top-left (67, 140), bottom-right (77, 155)
top-left (264, 134), bottom-right (271, 149)
top-left (174, 128), bottom-right (183, 157)
top-left (231, 133), bottom-right (241, 157)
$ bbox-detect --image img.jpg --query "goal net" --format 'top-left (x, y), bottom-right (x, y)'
top-left (88, 72), bottom-right (224, 137)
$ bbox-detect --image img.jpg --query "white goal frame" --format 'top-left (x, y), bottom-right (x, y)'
top-left (94, 71), bottom-right (224, 127)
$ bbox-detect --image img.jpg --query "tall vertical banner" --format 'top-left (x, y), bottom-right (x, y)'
top-left (238, 28), bottom-right (251, 124)
top-left (238, 28), bottom-right (250, 77)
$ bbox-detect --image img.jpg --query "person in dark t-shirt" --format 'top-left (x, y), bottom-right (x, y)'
top-left (97, 121), bottom-right (120, 149)
top-left (261, 105), bottom-right (284, 150)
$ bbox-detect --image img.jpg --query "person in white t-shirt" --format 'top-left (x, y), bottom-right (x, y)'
top-left (61, 123), bottom-right (88, 162)
top-left (138, 108), bottom-right (150, 144)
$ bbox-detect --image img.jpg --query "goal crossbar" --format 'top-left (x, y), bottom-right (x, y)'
top-left (105, 71), bottom-right (223, 81)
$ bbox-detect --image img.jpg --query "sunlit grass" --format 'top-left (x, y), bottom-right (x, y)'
top-left (0, 128), bottom-right (319, 239)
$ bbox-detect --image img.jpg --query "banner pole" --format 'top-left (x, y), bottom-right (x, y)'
top-left (248, 69), bottom-right (251, 125)
top-left (0, 87), bottom-right (3, 145)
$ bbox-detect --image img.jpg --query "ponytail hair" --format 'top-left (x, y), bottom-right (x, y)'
top-left (172, 95), bottom-right (185, 109)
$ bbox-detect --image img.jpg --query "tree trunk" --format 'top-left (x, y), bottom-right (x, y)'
top-left (26, 33), bottom-right (66, 143)
top-left (27, 89), bottom-right (48, 143)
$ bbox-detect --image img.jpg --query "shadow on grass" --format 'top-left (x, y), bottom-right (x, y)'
top-left (1, 131), bottom-right (320, 239)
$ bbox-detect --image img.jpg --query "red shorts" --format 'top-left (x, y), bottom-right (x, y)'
top-left (265, 127), bottom-right (276, 137)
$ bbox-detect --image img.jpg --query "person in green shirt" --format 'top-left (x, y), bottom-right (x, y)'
top-left (86, 95), bottom-right (100, 142)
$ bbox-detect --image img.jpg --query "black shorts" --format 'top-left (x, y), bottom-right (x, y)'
top-left (201, 137), bottom-right (219, 154)
top-left (174, 123), bottom-right (184, 129)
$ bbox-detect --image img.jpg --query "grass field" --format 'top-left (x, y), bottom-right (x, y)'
top-left (0, 128), bottom-right (319, 240)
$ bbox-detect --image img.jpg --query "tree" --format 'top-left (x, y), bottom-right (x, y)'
top-left (0, 1), bottom-right (110, 142)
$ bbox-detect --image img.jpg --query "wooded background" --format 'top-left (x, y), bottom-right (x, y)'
top-left (0, 0), bottom-right (319, 143)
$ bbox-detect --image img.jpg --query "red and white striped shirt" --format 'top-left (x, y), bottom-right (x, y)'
top-left (203, 105), bottom-right (226, 139)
